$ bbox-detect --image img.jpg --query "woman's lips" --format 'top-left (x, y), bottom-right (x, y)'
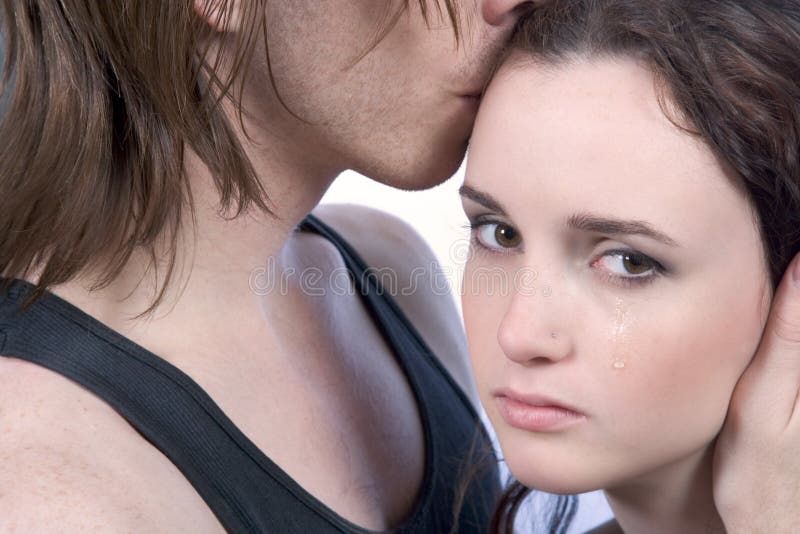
top-left (493, 390), bottom-right (586, 432)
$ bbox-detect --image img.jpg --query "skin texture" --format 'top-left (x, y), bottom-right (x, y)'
top-left (2, 1), bottom-right (799, 531)
top-left (232, 0), bottom-right (510, 191)
top-left (462, 56), bottom-right (772, 533)
top-left (0, 1), bottom-right (531, 531)
top-left (713, 254), bottom-right (800, 534)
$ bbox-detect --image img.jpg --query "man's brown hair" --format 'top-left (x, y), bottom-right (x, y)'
top-left (0, 0), bottom-right (462, 309)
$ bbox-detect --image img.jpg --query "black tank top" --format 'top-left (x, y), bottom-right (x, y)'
top-left (0, 214), bottom-right (500, 533)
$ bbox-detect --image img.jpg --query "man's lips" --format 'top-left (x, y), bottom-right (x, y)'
top-left (458, 92), bottom-right (482, 112)
top-left (460, 91), bottom-right (483, 100)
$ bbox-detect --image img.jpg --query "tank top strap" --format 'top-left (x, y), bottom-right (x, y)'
top-left (298, 213), bottom-right (502, 527)
top-left (297, 213), bottom-right (449, 382)
top-left (0, 214), bottom-right (501, 533)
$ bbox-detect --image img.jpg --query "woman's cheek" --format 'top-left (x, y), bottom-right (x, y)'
top-left (461, 276), bottom-right (508, 396)
top-left (606, 292), bottom-right (763, 454)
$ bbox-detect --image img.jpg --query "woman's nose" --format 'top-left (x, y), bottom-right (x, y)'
top-left (497, 289), bottom-right (574, 365)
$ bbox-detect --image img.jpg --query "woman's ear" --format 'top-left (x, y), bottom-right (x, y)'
top-left (193, 0), bottom-right (242, 33)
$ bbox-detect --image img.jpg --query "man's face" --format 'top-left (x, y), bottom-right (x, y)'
top-left (246, 0), bottom-right (525, 189)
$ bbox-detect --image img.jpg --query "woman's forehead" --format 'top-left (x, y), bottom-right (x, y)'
top-left (469, 58), bottom-right (760, 252)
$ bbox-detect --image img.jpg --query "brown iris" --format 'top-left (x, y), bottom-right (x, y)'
top-left (495, 224), bottom-right (521, 248)
top-left (622, 253), bottom-right (652, 275)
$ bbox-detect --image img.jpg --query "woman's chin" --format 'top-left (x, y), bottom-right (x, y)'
top-left (510, 468), bottom-right (605, 496)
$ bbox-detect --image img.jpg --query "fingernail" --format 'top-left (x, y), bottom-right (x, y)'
top-left (793, 254), bottom-right (800, 288)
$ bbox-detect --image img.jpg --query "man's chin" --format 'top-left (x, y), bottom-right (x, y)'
top-left (390, 147), bottom-right (469, 191)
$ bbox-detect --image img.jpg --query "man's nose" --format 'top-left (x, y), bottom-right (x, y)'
top-left (480, 0), bottom-right (536, 26)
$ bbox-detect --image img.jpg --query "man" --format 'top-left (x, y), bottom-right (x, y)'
top-left (0, 1), bottom-right (797, 532)
top-left (0, 1), bottom-right (525, 532)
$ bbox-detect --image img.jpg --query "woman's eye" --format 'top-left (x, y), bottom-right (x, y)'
top-left (593, 250), bottom-right (658, 279)
top-left (474, 222), bottom-right (522, 251)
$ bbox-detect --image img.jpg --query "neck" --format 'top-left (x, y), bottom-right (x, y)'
top-left (604, 444), bottom-right (725, 534)
top-left (49, 100), bottom-right (342, 341)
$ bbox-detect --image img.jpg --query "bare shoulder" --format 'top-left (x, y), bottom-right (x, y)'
top-left (0, 356), bottom-right (221, 533)
top-left (311, 204), bottom-right (479, 407)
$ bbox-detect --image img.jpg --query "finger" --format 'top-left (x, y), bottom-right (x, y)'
top-left (735, 252), bottom-right (800, 426)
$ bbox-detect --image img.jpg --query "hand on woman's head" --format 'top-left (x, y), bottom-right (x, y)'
top-left (713, 254), bottom-right (800, 533)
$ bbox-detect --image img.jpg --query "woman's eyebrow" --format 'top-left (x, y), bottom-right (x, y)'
top-left (567, 212), bottom-right (680, 247)
top-left (459, 185), bottom-right (508, 215)
top-left (459, 187), bottom-right (679, 247)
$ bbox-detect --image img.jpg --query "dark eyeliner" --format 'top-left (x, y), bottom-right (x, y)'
top-left (594, 248), bottom-right (667, 288)
top-left (464, 216), bottom-right (521, 255)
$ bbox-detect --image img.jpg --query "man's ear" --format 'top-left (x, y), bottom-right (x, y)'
top-left (193, 0), bottom-right (243, 33)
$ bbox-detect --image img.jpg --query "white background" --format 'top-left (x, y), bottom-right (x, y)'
top-left (322, 167), bottom-right (614, 533)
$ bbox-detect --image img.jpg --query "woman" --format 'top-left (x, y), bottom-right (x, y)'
top-left (0, 1), bottom-right (521, 531)
top-left (461, 0), bottom-right (800, 532)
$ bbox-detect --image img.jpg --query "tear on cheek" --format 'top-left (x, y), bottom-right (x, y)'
top-left (609, 298), bottom-right (633, 372)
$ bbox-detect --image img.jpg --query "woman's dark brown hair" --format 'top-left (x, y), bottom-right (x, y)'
top-left (0, 0), bottom-right (462, 310)
top-left (490, 0), bottom-right (800, 532)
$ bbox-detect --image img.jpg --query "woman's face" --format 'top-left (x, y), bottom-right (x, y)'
top-left (462, 56), bottom-right (771, 494)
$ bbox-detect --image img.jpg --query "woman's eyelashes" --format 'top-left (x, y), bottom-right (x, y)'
top-left (590, 249), bottom-right (666, 288)
top-left (466, 218), bottom-right (523, 254)
top-left (466, 218), bottom-right (667, 287)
